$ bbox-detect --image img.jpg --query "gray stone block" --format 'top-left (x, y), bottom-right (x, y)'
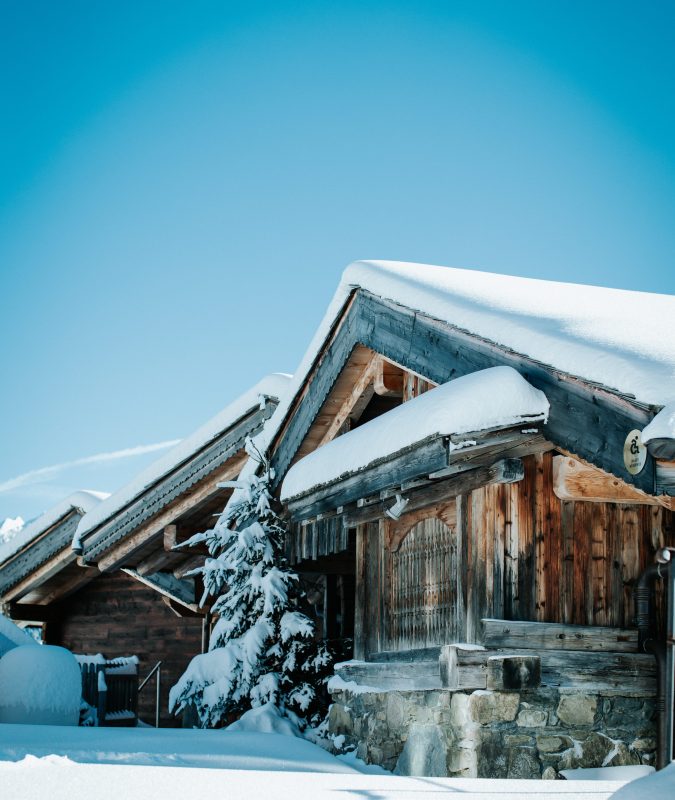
top-left (556, 694), bottom-right (597, 726)
top-left (394, 724), bottom-right (448, 777)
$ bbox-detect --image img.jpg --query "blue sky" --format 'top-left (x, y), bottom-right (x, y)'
top-left (1, 1), bottom-right (674, 522)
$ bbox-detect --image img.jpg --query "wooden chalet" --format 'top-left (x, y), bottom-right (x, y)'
top-left (266, 261), bottom-right (675, 777)
top-left (1, 374), bottom-right (289, 726)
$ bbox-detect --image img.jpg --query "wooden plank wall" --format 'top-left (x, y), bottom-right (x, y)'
top-left (473, 452), bottom-right (674, 632)
top-left (46, 571), bottom-right (202, 726)
top-left (356, 452), bottom-right (675, 657)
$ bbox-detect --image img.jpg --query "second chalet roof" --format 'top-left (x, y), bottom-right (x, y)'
top-left (280, 366), bottom-right (549, 501)
top-left (0, 490), bottom-right (109, 566)
top-left (74, 373), bottom-right (291, 546)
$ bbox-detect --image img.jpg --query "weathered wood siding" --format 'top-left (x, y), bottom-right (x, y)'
top-left (355, 453), bottom-right (675, 658)
top-left (46, 572), bottom-right (202, 726)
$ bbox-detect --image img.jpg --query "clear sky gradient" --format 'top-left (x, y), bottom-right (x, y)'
top-left (1, 1), bottom-right (674, 521)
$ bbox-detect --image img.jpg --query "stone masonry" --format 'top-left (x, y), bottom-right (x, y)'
top-left (328, 685), bottom-right (657, 778)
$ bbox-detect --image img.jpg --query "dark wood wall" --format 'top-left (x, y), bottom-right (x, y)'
top-left (46, 571), bottom-right (202, 726)
top-left (356, 452), bottom-right (675, 658)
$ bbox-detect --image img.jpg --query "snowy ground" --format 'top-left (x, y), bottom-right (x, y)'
top-left (0, 723), bottom-right (633, 800)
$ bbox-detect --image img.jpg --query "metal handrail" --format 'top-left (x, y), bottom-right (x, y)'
top-left (139, 661), bottom-right (162, 728)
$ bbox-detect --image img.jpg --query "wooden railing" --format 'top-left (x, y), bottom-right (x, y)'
top-left (78, 656), bottom-right (139, 726)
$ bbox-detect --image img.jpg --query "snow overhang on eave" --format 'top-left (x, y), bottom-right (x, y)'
top-left (280, 366), bottom-right (550, 521)
top-left (642, 402), bottom-right (675, 461)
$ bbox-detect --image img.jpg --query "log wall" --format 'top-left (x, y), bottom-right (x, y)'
top-left (46, 571), bottom-right (202, 726)
top-left (356, 452), bottom-right (675, 658)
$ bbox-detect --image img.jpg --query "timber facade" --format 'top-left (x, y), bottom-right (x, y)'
top-left (2, 264), bottom-right (674, 775)
top-left (270, 280), bottom-right (675, 778)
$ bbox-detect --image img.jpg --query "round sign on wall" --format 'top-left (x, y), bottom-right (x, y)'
top-left (623, 429), bottom-right (647, 475)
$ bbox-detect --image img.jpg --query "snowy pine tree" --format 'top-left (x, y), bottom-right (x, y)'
top-left (169, 440), bottom-right (331, 728)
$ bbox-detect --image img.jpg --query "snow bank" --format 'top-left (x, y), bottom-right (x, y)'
top-left (0, 723), bottom-right (360, 773)
top-left (0, 645), bottom-right (81, 726)
top-left (74, 374), bottom-right (291, 548)
top-left (281, 366), bottom-right (548, 500)
top-left (0, 755), bottom-right (629, 800)
top-left (609, 761), bottom-right (675, 799)
top-left (226, 702), bottom-right (301, 736)
top-left (0, 491), bottom-right (108, 565)
top-left (265, 261), bottom-right (675, 479)
top-left (642, 401), bottom-right (675, 445)
top-left (0, 615), bottom-right (37, 657)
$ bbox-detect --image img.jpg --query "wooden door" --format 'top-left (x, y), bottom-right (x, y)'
top-left (389, 516), bottom-right (460, 650)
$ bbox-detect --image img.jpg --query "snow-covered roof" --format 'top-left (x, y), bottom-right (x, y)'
top-left (74, 374), bottom-right (291, 545)
top-left (353, 261), bottom-right (675, 405)
top-left (0, 491), bottom-right (108, 566)
top-left (281, 366), bottom-right (548, 501)
top-left (267, 262), bottom-right (675, 464)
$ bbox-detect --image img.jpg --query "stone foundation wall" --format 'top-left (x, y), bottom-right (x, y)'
top-left (328, 685), bottom-right (656, 778)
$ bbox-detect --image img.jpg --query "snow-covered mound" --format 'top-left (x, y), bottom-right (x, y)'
top-left (0, 615), bottom-right (37, 657)
top-left (610, 761), bottom-right (675, 799)
top-left (0, 645), bottom-right (81, 726)
top-left (226, 702), bottom-right (301, 736)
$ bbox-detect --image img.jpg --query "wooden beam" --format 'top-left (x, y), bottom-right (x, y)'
top-left (344, 458), bottom-right (525, 530)
top-left (316, 353), bottom-right (379, 448)
top-left (163, 524), bottom-right (178, 550)
top-left (441, 642), bottom-right (654, 693)
top-left (95, 457), bottom-right (244, 573)
top-left (481, 618), bottom-right (638, 653)
top-left (287, 436), bottom-right (449, 520)
top-left (135, 547), bottom-right (186, 577)
top-left (440, 644), bottom-right (488, 690)
top-left (122, 568), bottom-right (198, 610)
top-left (3, 602), bottom-right (60, 622)
top-left (162, 596), bottom-right (203, 618)
top-left (372, 356), bottom-right (405, 397)
top-left (1, 547), bottom-right (77, 603)
top-left (553, 455), bottom-right (674, 510)
top-left (30, 566), bottom-right (99, 606)
top-left (487, 655), bottom-right (541, 691)
top-left (173, 555), bottom-right (204, 580)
